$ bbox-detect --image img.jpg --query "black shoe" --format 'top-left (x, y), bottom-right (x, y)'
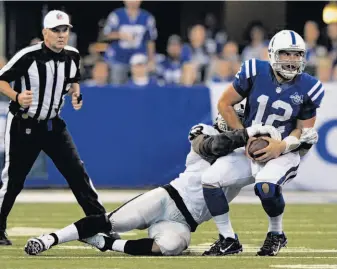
top-left (0, 231), bottom-right (12, 246)
top-left (256, 232), bottom-right (287, 256)
top-left (202, 234), bottom-right (242, 256)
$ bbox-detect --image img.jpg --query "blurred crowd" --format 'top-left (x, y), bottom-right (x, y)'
top-left (1, 1), bottom-right (337, 87)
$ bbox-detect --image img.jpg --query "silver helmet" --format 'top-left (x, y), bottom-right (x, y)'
top-left (214, 102), bottom-right (245, 132)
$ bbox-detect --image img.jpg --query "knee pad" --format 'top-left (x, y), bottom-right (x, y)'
top-left (254, 182), bottom-right (282, 199)
top-left (155, 232), bottom-right (187, 256)
top-left (254, 182), bottom-right (285, 217)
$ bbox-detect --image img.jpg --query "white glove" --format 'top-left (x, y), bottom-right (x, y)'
top-left (300, 128), bottom-right (319, 145)
top-left (246, 124), bottom-right (282, 141)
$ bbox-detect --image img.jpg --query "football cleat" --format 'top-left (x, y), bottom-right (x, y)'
top-left (0, 231), bottom-right (12, 246)
top-left (202, 234), bottom-right (242, 256)
top-left (24, 236), bottom-right (51, 255)
top-left (256, 232), bottom-right (287, 256)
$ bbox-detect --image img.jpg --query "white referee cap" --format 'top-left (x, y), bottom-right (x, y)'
top-left (130, 54), bottom-right (148, 65)
top-left (43, 10), bottom-right (73, 29)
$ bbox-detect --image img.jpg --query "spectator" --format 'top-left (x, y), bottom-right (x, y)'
top-left (303, 21), bottom-right (327, 76)
top-left (327, 22), bottom-right (337, 62)
top-left (156, 35), bottom-right (195, 86)
top-left (221, 41), bottom-right (241, 74)
top-left (103, 0), bottom-right (157, 85)
top-left (241, 22), bottom-right (268, 61)
top-left (83, 61), bottom-right (109, 87)
top-left (260, 45), bottom-right (270, 61)
top-left (316, 57), bottom-right (333, 82)
top-left (209, 58), bottom-right (235, 83)
top-left (204, 13), bottom-right (228, 54)
top-left (188, 24), bottom-right (216, 83)
top-left (221, 41), bottom-right (240, 62)
top-left (126, 53), bottom-right (159, 87)
top-left (82, 43), bottom-right (104, 81)
top-left (207, 41), bottom-right (240, 82)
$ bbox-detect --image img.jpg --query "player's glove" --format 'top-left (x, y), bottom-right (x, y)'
top-left (300, 128), bottom-right (319, 145)
top-left (246, 124), bottom-right (282, 141)
top-left (298, 128), bottom-right (319, 157)
top-left (188, 125), bottom-right (204, 141)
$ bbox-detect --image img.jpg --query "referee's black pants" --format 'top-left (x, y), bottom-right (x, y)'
top-left (0, 112), bottom-right (106, 231)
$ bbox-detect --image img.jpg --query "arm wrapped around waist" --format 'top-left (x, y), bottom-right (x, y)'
top-left (192, 129), bottom-right (248, 163)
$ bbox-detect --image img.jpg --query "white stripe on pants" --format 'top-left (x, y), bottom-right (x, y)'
top-left (0, 112), bottom-right (14, 212)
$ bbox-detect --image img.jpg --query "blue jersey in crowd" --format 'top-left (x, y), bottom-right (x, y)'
top-left (233, 59), bottom-right (324, 138)
top-left (104, 8), bottom-right (157, 64)
top-left (157, 44), bottom-right (192, 85)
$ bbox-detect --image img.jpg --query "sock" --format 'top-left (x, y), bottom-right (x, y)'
top-left (111, 239), bottom-right (127, 252)
top-left (42, 234), bottom-right (57, 248)
top-left (49, 224), bottom-right (79, 245)
top-left (268, 213), bottom-right (283, 234)
top-left (214, 213), bottom-right (235, 239)
top-left (203, 187), bottom-right (234, 238)
top-left (110, 238), bottom-right (155, 255)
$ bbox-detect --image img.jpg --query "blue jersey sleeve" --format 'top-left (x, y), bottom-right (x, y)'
top-left (232, 59), bottom-right (257, 98)
top-left (103, 11), bottom-right (120, 35)
top-left (298, 79), bottom-right (325, 120)
top-left (181, 44), bottom-right (192, 63)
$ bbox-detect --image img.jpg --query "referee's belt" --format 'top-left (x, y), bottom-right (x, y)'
top-left (13, 111), bottom-right (57, 124)
top-left (161, 184), bottom-right (198, 232)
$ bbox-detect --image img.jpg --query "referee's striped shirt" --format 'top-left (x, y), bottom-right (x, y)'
top-left (0, 42), bottom-right (80, 120)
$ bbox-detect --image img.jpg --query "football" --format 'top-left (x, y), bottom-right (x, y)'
top-left (248, 136), bottom-right (269, 159)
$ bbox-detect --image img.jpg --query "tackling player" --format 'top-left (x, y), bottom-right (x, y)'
top-left (24, 120), bottom-right (280, 256)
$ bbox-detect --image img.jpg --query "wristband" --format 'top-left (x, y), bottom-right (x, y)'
top-left (15, 93), bottom-right (19, 103)
top-left (282, 136), bottom-right (300, 154)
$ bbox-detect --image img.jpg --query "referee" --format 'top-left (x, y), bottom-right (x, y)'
top-left (0, 10), bottom-right (106, 245)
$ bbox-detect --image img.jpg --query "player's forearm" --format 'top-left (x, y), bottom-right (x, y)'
top-left (289, 128), bottom-right (301, 139)
top-left (192, 129), bottom-right (248, 162)
top-left (218, 105), bottom-right (244, 130)
top-left (0, 80), bottom-right (18, 101)
top-left (281, 128), bottom-right (302, 154)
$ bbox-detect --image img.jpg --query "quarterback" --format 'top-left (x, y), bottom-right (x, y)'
top-left (202, 30), bottom-right (323, 256)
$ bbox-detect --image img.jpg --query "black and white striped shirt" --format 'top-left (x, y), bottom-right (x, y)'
top-left (0, 42), bottom-right (80, 120)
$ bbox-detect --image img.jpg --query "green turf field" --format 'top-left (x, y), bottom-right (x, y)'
top-left (2, 203), bottom-right (337, 269)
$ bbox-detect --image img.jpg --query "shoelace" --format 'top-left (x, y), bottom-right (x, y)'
top-left (205, 238), bottom-right (222, 253)
top-left (261, 235), bottom-right (278, 251)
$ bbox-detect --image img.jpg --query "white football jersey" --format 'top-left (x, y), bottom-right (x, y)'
top-left (170, 124), bottom-right (219, 224)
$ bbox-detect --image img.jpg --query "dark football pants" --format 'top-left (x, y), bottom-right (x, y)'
top-left (0, 112), bottom-right (105, 231)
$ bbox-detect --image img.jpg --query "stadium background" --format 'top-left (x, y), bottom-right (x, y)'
top-left (0, 1), bottom-right (336, 191)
